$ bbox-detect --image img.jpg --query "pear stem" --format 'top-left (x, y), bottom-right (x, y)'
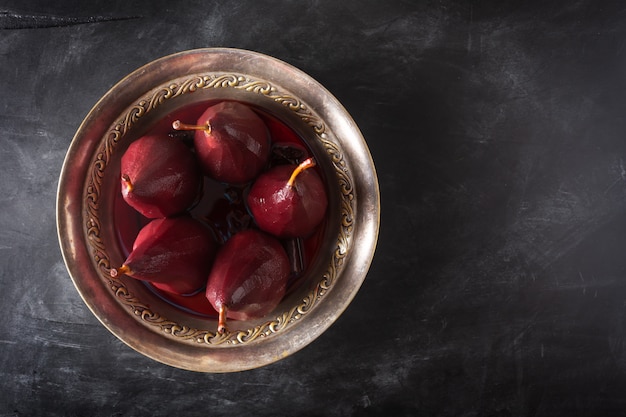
top-left (121, 174), bottom-right (133, 192)
top-left (172, 119), bottom-right (211, 134)
top-left (287, 157), bottom-right (316, 187)
top-left (110, 264), bottom-right (131, 278)
top-left (217, 305), bottom-right (228, 334)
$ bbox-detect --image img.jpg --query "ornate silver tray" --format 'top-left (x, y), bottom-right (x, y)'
top-left (56, 48), bottom-right (379, 372)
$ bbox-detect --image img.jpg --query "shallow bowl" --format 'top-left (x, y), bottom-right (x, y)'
top-left (56, 48), bottom-right (379, 372)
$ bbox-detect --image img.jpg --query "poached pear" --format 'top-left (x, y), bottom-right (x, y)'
top-left (247, 157), bottom-right (328, 238)
top-left (120, 134), bottom-right (202, 218)
top-left (205, 228), bottom-right (290, 333)
top-left (110, 216), bottom-right (217, 295)
top-left (172, 101), bottom-right (270, 184)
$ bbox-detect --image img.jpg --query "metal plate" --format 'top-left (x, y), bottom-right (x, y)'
top-left (56, 48), bottom-right (380, 372)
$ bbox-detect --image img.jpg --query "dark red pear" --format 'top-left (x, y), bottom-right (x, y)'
top-left (205, 229), bottom-right (290, 334)
top-left (172, 101), bottom-right (270, 184)
top-left (247, 157), bottom-right (328, 238)
top-left (120, 134), bottom-right (202, 218)
top-left (110, 216), bottom-right (217, 295)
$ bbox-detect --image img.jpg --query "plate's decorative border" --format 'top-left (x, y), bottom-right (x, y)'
top-left (84, 73), bottom-right (354, 346)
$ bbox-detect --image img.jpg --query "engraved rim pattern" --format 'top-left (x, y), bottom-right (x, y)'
top-left (84, 73), bottom-right (354, 346)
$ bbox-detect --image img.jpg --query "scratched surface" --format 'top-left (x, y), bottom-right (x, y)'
top-left (2, 0), bottom-right (626, 415)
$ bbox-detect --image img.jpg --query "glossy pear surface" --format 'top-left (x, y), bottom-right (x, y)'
top-left (193, 101), bottom-right (271, 184)
top-left (247, 163), bottom-right (328, 238)
top-left (120, 134), bottom-right (202, 218)
top-left (205, 229), bottom-right (290, 323)
top-left (112, 216), bottom-right (217, 295)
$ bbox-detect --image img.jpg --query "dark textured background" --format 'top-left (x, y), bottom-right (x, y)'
top-left (3, 1), bottom-right (626, 416)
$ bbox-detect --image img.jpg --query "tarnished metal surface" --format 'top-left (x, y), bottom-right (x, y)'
top-left (57, 48), bottom-right (380, 372)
